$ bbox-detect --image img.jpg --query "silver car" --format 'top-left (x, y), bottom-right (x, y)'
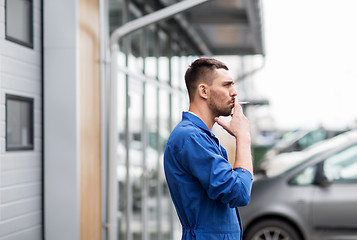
top-left (240, 130), bottom-right (357, 240)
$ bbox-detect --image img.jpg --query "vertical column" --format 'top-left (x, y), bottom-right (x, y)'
top-left (79, 0), bottom-right (102, 239)
top-left (44, 0), bottom-right (80, 239)
top-left (141, 27), bottom-right (149, 240)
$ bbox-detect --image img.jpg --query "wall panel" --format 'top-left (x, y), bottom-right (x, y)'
top-left (0, 0), bottom-right (43, 239)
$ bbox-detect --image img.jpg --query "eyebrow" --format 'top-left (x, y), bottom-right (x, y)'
top-left (223, 80), bottom-right (235, 85)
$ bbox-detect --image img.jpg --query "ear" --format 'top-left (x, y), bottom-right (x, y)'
top-left (198, 84), bottom-right (209, 99)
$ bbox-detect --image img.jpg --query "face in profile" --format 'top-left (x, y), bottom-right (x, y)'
top-left (208, 68), bottom-right (237, 117)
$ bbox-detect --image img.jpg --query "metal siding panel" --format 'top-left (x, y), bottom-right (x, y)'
top-left (0, 104), bottom-right (4, 118)
top-left (33, 36), bottom-right (42, 52)
top-left (0, 169), bottom-right (42, 187)
top-left (0, 183), bottom-right (41, 204)
top-left (33, 8), bottom-right (41, 24)
top-left (0, 197), bottom-right (41, 220)
top-left (34, 123), bottom-right (42, 139)
top-left (1, 74), bottom-right (41, 94)
top-left (0, 137), bottom-right (5, 153)
top-left (0, 0), bottom-right (43, 239)
top-left (0, 226), bottom-right (42, 240)
top-left (0, 122), bottom-right (4, 137)
top-left (0, 56), bottom-right (41, 80)
top-left (1, 155), bottom-right (41, 171)
top-left (0, 42), bottom-right (42, 66)
top-left (0, 23), bottom-right (4, 38)
top-left (34, 108), bottom-right (42, 124)
top-left (0, 51), bottom-right (40, 69)
top-left (33, 138), bottom-right (42, 152)
top-left (0, 212), bottom-right (42, 238)
top-left (0, 93), bottom-right (4, 104)
top-left (0, 6), bottom-right (4, 23)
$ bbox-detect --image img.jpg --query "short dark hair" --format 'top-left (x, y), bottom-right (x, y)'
top-left (184, 58), bottom-right (229, 101)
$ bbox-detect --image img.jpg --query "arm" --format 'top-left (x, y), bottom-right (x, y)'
top-left (214, 98), bottom-right (253, 175)
top-left (181, 134), bottom-right (253, 207)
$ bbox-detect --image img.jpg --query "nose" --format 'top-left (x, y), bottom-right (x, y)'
top-left (230, 86), bottom-right (237, 97)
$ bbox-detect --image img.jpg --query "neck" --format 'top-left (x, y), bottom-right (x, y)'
top-left (189, 103), bottom-right (215, 130)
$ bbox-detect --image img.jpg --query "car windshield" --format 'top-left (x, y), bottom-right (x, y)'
top-left (274, 130), bottom-right (307, 149)
top-left (267, 131), bottom-right (356, 177)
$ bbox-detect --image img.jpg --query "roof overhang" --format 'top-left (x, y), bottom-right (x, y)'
top-left (109, 0), bottom-right (265, 56)
top-left (183, 0), bottom-right (265, 55)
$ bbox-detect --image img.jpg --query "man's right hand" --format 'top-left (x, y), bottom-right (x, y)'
top-left (214, 98), bottom-right (253, 174)
top-left (214, 98), bottom-right (250, 140)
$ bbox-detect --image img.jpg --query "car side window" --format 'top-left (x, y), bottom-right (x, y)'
top-left (323, 144), bottom-right (357, 183)
top-left (289, 165), bottom-right (317, 185)
top-left (298, 128), bottom-right (327, 150)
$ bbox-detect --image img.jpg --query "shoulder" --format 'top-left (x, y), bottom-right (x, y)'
top-left (166, 121), bottom-right (208, 149)
top-left (171, 120), bottom-right (206, 141)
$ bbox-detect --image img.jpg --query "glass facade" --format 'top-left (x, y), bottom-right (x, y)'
top-left (110, 1), bottom-right (199, 239)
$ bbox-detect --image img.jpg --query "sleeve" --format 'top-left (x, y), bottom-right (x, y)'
top-left (180, 133), bottom-right (253, 208)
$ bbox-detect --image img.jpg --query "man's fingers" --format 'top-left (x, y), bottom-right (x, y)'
top-left (214, 117), bottom-right (227, 129)
top-left (232, 98), bottom-right (243, 117)
top-left (214, 117), bottom-right (228, 130)
top-left (214, 117), bottom-right (223, 125)
top-left (215, 117), bottom-right (235, 136)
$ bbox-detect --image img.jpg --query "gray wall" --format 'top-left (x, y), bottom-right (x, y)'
top-left (0, 0), bottom-right (43, 239)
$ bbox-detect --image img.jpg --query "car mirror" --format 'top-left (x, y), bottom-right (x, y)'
top-left (315, 174), bottom-right (331, 187)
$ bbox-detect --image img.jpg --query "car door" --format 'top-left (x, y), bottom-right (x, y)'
top-left (312, 144), bottom-right (357, 238)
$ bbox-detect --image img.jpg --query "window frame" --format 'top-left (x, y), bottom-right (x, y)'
top-left (5, 0), bottom-right (34, 49)
top-left (5, 94), bottom-right (34, 151)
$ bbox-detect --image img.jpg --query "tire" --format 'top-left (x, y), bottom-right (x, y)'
top-left (243, 219), bottom-right (302, 240)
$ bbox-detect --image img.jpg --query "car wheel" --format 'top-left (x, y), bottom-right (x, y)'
top-left (243, 219), bottom-right (301, 240)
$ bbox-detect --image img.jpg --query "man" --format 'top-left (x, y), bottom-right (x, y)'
top-left (164, 58), bottom-right (253, 239)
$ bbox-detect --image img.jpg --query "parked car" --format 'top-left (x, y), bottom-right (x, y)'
top-left (240, 129), bottom-right (357, 240)
top-left (261, 128), bottom-right (346, 171)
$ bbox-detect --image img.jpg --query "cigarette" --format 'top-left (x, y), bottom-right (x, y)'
top-left (238, 102), bottom-right (249, 105)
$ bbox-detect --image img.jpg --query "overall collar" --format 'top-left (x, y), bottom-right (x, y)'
top-left (182, 112), bottom-right (220, 145)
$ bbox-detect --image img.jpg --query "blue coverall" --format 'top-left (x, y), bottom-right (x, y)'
top-left (164, 112), bottom-right (253, 240)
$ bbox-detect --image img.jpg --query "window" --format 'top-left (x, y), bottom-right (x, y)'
top-left (323, 144), bottom-right (357, 183)
top-left (5, 0), bottom-right (33, 48)
top-left (297, 128), bottom-right (327, 150)
top-left (289, 165), bottom-right (317, 186)
top-left (6, 94), bottom-right (34, 151)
